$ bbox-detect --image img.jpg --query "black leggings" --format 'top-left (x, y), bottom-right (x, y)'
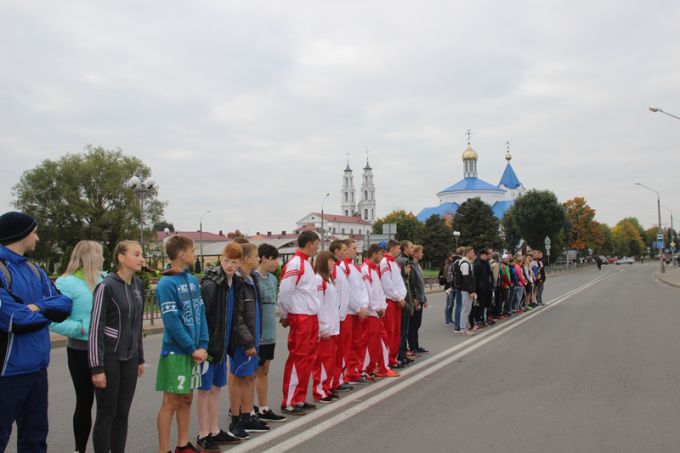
top-left (67, 348), bottom-right (95, 453)
top-left (92, 356), bottom-right (139, 453)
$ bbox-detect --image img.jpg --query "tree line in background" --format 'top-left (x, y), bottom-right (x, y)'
top-left (11, 147), bottom-right (676, 274)
top-left (374, 192), bottom-right (677, 271)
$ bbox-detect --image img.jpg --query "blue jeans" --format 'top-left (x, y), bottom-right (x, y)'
top-left (453, 289), bottom-right (463, 330)
top-left (444, 289), bottom-right (454, 324)
top-left (0, 368), bottom-right (49, 453)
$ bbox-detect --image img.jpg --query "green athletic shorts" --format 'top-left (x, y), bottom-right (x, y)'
top-left (155, 353), bottom-right (201, 394)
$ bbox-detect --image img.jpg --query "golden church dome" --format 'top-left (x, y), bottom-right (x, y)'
top-left (462, 145), bottom-right (478, 160)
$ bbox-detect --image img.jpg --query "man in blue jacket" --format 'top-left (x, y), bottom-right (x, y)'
top-left (0, 211), bottom-right (73, 453)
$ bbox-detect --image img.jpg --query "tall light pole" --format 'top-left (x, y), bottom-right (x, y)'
top-left (320, 193), bottom-right (330, 250)
top-left (649, 105), bottom-right (680, 121)
top-left (127, 176), bottom-right (157, 252)
top-left (662, 205), bottom-right (675, 266)
top-left (453, 231), bottom-right (461, 249)
top-left (635, 182), bottom-right (664, 273)
top-left (545, 236), bottom-right (551, 265)
top-left (199, 210), bottom-right (211, 271)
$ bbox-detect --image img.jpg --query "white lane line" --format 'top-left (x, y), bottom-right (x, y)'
top-left (227, 273), bottom-right (611, 453)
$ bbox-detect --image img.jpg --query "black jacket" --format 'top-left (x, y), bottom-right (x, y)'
top-left (89, 272), bottom-right (145, 374)
top-left (473, 258), bottom-right (493, 293)
top-left (200, 266), bottom-right (230, 363)
top-left (228, 270), bottom-right (262, 355)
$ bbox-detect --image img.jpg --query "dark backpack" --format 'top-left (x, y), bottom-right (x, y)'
top-left (438, 263), bottom-right (448, 286)
top-left (452, 259), bottom-right (463, 288)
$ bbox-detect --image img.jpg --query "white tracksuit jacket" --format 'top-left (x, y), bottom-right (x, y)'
top-left (361, 262), bottom-right (387, 317)
top-left (278, 252), bottom-right (320, 317)
top-left (341, 259), bottom-right (369, 315)
top-left (379, 256), bottom-right (407, 302)
top-left (315, 275), bottom-right (340, 337)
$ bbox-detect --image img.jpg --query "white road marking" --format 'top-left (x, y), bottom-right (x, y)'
top-left (227, 272), bottom-right (611, 453)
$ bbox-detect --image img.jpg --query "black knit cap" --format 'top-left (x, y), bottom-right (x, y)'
top-left (0, 211), bottom-right (37, 245)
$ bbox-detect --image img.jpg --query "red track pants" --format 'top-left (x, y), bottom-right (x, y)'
top-left (281, 314), bottom-right (319, 408)
top-left (385, 300), bottom-right (402, 366)
top-left (312, 336), bottom-right (337, 400)
top-left (347, 315), bottom-right (366, 380)
top-left (332, 317), bottom-right (353, 388)
top-left (363, 316), bottom-right (390, 374)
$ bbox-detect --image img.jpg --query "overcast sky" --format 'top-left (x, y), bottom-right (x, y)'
top-left (1, 0), bottom-right (679, 236)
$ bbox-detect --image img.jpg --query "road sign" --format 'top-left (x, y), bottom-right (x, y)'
top-left (382, 223), bottom-right (397, 237)
top-left (657, 233), bottom-right (664, 241)
top-left (655, 240), bottom-right (665, 250)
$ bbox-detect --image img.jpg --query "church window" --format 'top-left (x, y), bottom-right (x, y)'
top-left (364, 190), bottom-right (368, 199)
top-left (345, 210), bottom-right (349, 216)
top-left (364, 209), bottom-right (368, 219)
top-left (350, 228), bottom-right (354, 234)
top-left (342, 228), bottom-right (345, 234)
top-left (371, 209), bottom-right (374, 219)
top-left (345, 192), bottom-right (348, 202)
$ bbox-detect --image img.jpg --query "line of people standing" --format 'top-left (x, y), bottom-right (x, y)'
top-left (441, 246), bottom-right (546, 335)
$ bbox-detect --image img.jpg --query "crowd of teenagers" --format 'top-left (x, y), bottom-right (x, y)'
top-left (439, 246), bottom-right (547, 335)
top-left (0, 211), bottom-right (432, 453)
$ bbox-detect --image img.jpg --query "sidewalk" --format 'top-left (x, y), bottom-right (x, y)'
top-left (656, 264), bottom-right (680, 289)
top-left (50, 319), bottom-right (165, 349)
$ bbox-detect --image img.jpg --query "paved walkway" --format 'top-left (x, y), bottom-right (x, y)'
top-left (656, 263), bottom-right (680, 289)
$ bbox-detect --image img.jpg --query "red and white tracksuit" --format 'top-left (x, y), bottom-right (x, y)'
top-left (380, 255), bottom-right (407, 367)
top-left (312, 275), bottom-right (340, 400)
top-left (332, 261), bottom-right (350, 389)
top-left (361, 260), bottom-right (390, 375)
top-left (278, 251), bottom-right (320, 408)
top-left (344, 258), bottom-right (370, 381)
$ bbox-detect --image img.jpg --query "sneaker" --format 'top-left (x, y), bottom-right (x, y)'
top-left (257, 409), bottom-right (287, 423)
top-left (347, 377), bottom-right (370, 384)
top-left (281, 405), bottom-right (306, 416)
top-left (195, 435), bottom-right (221, 452)
top-left (403, 357), bottom-right (415, 364)
top-left (453, 329), bottom-right (462, 335)
top-left (315, 396), bottom-right (335, 404)
top-left (300, 401), bottom-right (317, 410)
top-left (240, 414), bottom-right (270, 433)
top-left (375, 369), bottom-right (400, 378)
top-left (335, 383), bottom-right (354, 392)
top-left (416, 347), bottom-right (429, 353)
top-left (361, 373), bottom-right (376, 382)
top-left (228, 422), bottom-right (250, 440)
top-left (176, 442), bottom-right (201, 453)
top-left (329, 393), bottom-right (340, 400)
top-left (211, 429), bottom-right (242, 445)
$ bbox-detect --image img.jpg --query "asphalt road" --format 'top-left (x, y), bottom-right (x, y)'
top-left (10, 263), bottom-right (678, 452)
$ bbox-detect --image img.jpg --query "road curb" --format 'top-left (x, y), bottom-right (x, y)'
top-left (655, 272), bottom-right (680, 289)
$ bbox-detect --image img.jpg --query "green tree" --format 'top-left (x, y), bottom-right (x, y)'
top-left (611, 218), bottom-right (646, 257)
top-left (372, 210), bottom-right (424, 242)
top-left (153, 220), bottom-right (175, 232)
top-left (451, 198), bottom-right (501, 250)
top-left (13, 146), bottom-right (165, 268)
top-left (421, 214), bottom-right (455, 270)
top-left (563, 197), bottom-right (604, 252)
top-left (597, 223), bottom-right (614, 256)
top-left (501, 190), bottom-right (567, 255)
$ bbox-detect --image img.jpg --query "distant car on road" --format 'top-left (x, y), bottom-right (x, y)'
top-left (615, 257), bottom-right (635, 265)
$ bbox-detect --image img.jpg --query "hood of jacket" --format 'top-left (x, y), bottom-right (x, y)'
top-left (202, 265), bottom-right (227, 286)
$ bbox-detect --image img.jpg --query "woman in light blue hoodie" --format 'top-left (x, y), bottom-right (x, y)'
top-left (51, 240), bottom-right (104, 453)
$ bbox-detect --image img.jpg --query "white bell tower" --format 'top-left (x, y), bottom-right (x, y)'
top-left (358, 155), bottom-right (376, 222)
top-left (341, 159), bottom-right (356, 217)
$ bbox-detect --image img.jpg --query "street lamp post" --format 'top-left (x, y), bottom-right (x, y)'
top-left (127, 176), bottom-right (157, 252)
top-left (453, 231), bottom-right (461, 249)
top-left (544, 236), bottom-right (551, 266)
top-left (320, 193), bottom-right (330, 250)
top-left (649, 105), bottom-right (680, 121)
top-left (199, 210), bottom-right (211, 271)
top-left (662, 205), bottom-right (675, 267)
top-left (635, 182), bottom-right (664, 273)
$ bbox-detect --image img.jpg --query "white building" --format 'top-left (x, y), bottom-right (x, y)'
top-left (340, 158), bottom-right (376, 223)
top-left (417, 137), bottom-right (526, 221)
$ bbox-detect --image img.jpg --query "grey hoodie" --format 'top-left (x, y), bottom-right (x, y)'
top-left (88, 272), bottom-right (145, 374)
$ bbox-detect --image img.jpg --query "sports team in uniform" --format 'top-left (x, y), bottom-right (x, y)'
top-left (0, 211), bottom-right (432, 453)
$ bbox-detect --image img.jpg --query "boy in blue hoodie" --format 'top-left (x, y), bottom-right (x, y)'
top-left (0, 211), bottom-right (72, 453)
top-left (155, 236), bottom-right (209, 453)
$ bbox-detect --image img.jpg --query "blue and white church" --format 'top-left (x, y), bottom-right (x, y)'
top-left (416, 139), bottom-right (526, 222)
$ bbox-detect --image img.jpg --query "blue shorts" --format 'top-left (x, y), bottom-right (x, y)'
top-left (229, 347), bottom-right (258, 377)
top-left (198, 360), bottom-right (227, 390)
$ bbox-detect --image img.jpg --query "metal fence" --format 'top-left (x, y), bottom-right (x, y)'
top-left (143, 291), bottom-right (160, 324)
